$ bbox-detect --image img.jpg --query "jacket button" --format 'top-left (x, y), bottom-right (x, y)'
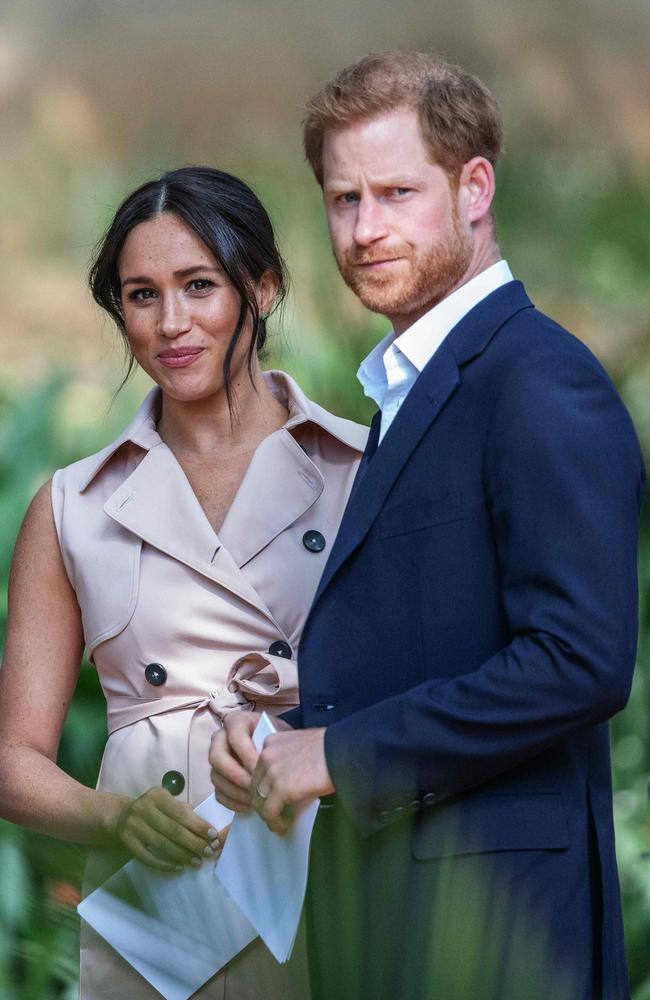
top-left (423, 792), bottom-right (438, 807)
top-left (145, 662), bottom-right (167, 686)
top-left (409, 799), bottom-right (422, 812)
top-left (378, 811), bottom-right (391, 825)
top-left (268, 640), bottom-right (292, 658)
top-left (162, 771), bottom-right (185, 796)
top-left (302, 530), bottom-right (326, 553)
top-left (312, 703), bottom-right (335, 711)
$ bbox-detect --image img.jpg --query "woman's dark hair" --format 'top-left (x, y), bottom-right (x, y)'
top-left (89, 165), bottom-right (288, 410)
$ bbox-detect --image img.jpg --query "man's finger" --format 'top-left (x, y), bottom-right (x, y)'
top-left (212, 772), bottom-right (253, 810)
top-left (261, 796), bottom-right (291, 835)
top-left (209, 729), bottom-right (255, 790)
top-left (227, 723), bottom-right (260, 775)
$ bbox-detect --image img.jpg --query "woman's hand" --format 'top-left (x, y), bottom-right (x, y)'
top-left (113, 787), bottom-right (222, 872)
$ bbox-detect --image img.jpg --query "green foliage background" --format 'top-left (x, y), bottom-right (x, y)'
top-left (1, 1), bottom-right (649, 996)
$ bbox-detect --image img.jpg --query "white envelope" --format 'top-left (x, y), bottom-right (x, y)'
top-left (78, 712), bottom-right (320, 996)
top-left (78, 795), bottom-right (257, 1000)
top-left (216, 712), bottom-right (320, 963)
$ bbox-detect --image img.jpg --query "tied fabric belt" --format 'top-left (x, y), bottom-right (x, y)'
top-left (106, 651), bottom-right (300, 735)
top-left (105, 651), bottom-right (299, 803)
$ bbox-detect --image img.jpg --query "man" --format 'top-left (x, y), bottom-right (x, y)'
top-left (210, 52), bottom-right (644, 999)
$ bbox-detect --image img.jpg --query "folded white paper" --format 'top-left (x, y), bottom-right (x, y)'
top-left (78, 794), bottom-right (257, 1000)
top-left (216, 712), bottom-right (320, 963)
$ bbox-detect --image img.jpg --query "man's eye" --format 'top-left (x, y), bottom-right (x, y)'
top-left (188, 278), bottom-right (215, 292)
top-left (339, 193), bottom-right (359, 204)
top-left (393, 187), bottom-right (411, 196)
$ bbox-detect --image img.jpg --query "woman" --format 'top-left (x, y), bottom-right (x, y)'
top-left (0, 166), bottom-right (367, 998)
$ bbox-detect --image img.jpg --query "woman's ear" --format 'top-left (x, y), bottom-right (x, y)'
top-left (258, 270), bottom-right (280, 320)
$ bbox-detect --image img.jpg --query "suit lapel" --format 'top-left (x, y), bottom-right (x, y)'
top-left (314, 338), bottom-right (460, 604)
top-left (312, 281), bottom-right (534, 606)
top-left (103, 443), bottom-right (278, 623)
top-left (346, 410), bottom-right (381, 505)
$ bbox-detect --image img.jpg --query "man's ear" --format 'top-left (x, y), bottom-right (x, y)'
top-left (458, 157), bottom-right (496, 225)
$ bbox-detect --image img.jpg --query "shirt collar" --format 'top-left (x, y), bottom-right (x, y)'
top-left (358, 260), bottom-right (514, 395)
top-left (78, 369), bottom-right (366, 492)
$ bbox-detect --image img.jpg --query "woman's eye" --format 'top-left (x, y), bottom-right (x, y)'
top-left (128, 288), bottom-right (156, 302)
top-left (188, 278), bottom-right (215, 292)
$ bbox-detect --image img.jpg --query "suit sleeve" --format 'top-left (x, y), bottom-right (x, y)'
top-left (324, 347), bottom-right (645, 836)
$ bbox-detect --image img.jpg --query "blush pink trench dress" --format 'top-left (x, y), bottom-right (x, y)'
top-left (50, 370), bottom-right (367, 1000)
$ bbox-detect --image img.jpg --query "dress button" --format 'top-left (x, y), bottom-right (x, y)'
top-left (145, 662), bottom-right (167, 686)
top-left (423, 792), bottom-right (438, 807)
top-left (162, 771), bottom-right (185, 796)
top-left (268, 640), bottom-right (292, 658)
top-left (302, 530), bottom-right (326, 553)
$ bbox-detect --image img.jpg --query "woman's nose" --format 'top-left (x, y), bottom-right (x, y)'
top-left (159, 295), bottom-right (192, 337)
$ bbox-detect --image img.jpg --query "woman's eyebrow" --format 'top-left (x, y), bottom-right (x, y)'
top-left (173, 265), bottom-right (222, 278)
top-left (121, 265), bottom-right (221, 288)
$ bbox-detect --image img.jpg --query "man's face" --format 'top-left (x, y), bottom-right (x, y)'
top-left (322, 107), bottom-right (473, 333)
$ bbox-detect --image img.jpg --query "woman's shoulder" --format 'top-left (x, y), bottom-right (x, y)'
top-left (52, 390), bottom-right (160, 498)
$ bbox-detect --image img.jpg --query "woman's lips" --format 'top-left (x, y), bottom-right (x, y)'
top-left (157, 347), bottom-right (205, 368)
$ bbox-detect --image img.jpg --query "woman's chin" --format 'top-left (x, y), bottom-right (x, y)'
top-left (156, 376), bottom-right (226, 405)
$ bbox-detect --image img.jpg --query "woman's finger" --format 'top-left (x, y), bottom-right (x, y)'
top-left (131, 817), bottom-right (204, 866)
top-left (133, 842), bottom-right (184, 873)
top-left (146, 807), bottom-right (216, 860)
top-left (119, 827), bottom-right (184, 872)
top-left (156, 793), bottom-right (220, 841)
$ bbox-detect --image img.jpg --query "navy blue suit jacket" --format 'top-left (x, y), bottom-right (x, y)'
top-left (287, 282), bottom-right (644, 998)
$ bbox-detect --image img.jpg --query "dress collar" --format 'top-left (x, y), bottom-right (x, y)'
top-left (78, 369), bottom-right (366, 492)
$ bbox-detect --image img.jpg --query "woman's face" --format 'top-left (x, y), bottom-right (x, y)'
top-left (118, 212), bottom-right (256, 403)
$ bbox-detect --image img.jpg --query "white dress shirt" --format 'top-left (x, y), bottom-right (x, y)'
top-left (357, 260), bottom-right (514, 442)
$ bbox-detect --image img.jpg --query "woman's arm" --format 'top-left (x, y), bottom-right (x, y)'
top-left (0, 482), bottom-right (220, 870)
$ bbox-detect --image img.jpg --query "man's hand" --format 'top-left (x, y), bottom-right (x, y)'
top-left (209, 711), bottom-right (261, 812)
top-left (209, 711), bottom-right (295, 812)
top-left (251, 728), bottom-right (335, 834)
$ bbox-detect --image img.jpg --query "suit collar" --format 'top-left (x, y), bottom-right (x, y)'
top-left (447, 280), bottom-right (532, 366)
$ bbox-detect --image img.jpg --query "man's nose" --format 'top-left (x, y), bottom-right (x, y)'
top-left (353, 195), bottom-right (389, 246)
top-left (159, 295), bottom-right (192, 337)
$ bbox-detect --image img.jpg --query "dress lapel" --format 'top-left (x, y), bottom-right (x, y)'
top-left (218, 428), bottom-right (324, 568)
top-left (103, 443), bottom-right (278, 623)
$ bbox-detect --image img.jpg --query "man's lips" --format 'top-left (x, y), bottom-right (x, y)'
top-left (352, 257), bottom-right (405, 270)
top-left (157, 346), bottom-right (205, 368)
